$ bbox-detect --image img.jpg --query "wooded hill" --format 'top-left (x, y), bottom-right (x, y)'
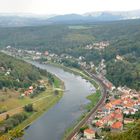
top-left (0, 19), bottom-right (139, 90)
top-left (0, 52), bottom-right (53, 89)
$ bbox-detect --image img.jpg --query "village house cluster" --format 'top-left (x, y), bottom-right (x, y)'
top-left (21, 80), bottom-right (46, 98)
top-left (94, 87), bottom-right (139, 129)
top-left (3, 46), bottom-right (62, 63)
top-left (3, 46), bottom-right (98, 71)
top-left (85, 41), bottom-right (109, 51)
top-left (73, 85), bottom-right (140, 140)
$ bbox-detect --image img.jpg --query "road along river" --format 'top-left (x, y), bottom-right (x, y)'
top-left (23, 62), bottom-right (95, 140)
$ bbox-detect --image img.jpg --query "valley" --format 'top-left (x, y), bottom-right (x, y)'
top-left (0, 15), bottom-right (140, 140)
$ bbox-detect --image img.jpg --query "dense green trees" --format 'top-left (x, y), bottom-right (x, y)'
top-left (124, 110), bottom-right (140, 119)
top-left (0, 113), bottom-right (27, 134)
top-left (106, 61), bottom-right (140, 90)
top-left (105, 121), bottom-right (140, 140)
top-left (0, 52), bottom-right (55, 89)
top-left (61, 59), bottom-right (80, 68)
top-left (0, 52), bottom-right (41, 89)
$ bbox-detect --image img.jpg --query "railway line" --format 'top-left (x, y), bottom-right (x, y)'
top-left (65, 69), bottom-right (108, 140)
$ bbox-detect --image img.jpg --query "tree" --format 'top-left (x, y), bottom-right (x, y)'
top-left (5, 114), bottom-right (9, 120)
top-left (79, 125), bottom-right (89, 133)
top-left (9, 128), bottom-right (24, 140)
top-left (95, 132), bottom-right (100, 139)
top-left (24, 104), bottom-right (33, 112)
top-left (54, 90), bottom-right (59, 96)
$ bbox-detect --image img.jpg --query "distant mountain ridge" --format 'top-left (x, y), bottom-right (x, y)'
top-left (46, 13), bottom-right (123, 23)
top-left (0, 16), bottom-right (48, 27)
top-left (47, 10), bottom-right (140, 24)
top-left (84, 10), bottom-right (140, 19)
top-left (0, 10), bottom-right (140, 27)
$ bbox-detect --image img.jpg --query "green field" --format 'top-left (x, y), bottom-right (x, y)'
top-left (68, 25), bottom-right (92, 29)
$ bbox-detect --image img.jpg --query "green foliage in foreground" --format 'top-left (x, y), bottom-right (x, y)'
top-left (105, 121), bottom-right (140, 140)
top-left (0, 128), bottom-right (24, 140)
top-left (0, 112), bottom-right (28, 134)
top-left (9, 128), bottom-right (24, 140)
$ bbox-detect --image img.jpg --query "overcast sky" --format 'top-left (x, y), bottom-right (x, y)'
top-left (0, 0), bottom-right (140, 15)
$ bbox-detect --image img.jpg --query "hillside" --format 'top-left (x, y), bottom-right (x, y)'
top-left (0, 19), bottom-right (139, 90)
top-left (0, 24), bottom-right (96, 53)
top-left (105, 121), bottom-right (140, 140)
top-left (0, 19), bottom-right (139, 52)
top-left (0, 52), bottom-right (47, 89)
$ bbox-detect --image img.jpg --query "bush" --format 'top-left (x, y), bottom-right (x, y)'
top-left (0, 113), bottom-right (27, 133)
top-left (24, 104), bottom-right (33, 112)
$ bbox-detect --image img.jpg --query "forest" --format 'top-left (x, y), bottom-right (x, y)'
top-left (0, 19), bottom-right (139, 90)
top-left (0, 52), bottom-right (54, 89)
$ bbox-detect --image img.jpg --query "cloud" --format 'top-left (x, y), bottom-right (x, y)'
top-left (0, 0), bottom-right (139, 14)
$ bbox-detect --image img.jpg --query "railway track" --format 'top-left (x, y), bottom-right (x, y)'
top-left (65, 69), bottom-right (108, 140)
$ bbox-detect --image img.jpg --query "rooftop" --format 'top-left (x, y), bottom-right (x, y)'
top-left (84, 129), bottom-right (95, 134)
top-left (111, 121), bottom-right (123, 129)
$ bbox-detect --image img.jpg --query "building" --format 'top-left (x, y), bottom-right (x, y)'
top-left (111, 121), bottom-right (123, 131)
top-left (124, 118), bottom-right (134, 124)
top-left (44, 51), bottom-right (49, 56)
top-left (84, 129), bottom-right (95, 139)
top-left (116, 55), bottom-right (124, 61)
top-left (29, 86), bottom-right (33, 90)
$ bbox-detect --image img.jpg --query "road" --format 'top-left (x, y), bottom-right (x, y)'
top-left (65, 69), bottom-right (107, 140)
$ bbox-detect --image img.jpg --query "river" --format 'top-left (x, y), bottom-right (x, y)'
top-left (23, 62), bottom-right (95, 140)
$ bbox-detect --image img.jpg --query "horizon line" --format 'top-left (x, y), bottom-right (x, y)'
top-left (0, 9), bottom-right (139, 16)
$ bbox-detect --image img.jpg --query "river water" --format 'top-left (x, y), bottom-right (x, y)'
top-left (24, 62), bottom-right (95, 140)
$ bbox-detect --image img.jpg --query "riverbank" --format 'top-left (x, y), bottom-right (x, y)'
top-left (63, 90), bottom-right (102, 140)
top-left (18, 75), bottom-right (64, 130)
top-left (22, 61), bottom-right (99, 140)
top-left (45, 62), bottom-right (102, 140)
top-left (0, 74), bottom-right (64, 139)
top-left (47, 62), bottom-right (99, 89)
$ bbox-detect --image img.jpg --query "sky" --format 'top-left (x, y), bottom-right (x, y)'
top-left (0, 0), bottom-right (140, 15)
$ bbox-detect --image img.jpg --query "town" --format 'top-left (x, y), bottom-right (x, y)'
top-left (75, 86), bottom-right (140, 140)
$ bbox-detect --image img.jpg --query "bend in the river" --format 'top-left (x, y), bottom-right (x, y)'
top-left (24, 61), bottom-right (95, 140)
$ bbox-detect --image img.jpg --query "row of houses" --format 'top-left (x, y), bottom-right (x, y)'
top-left (74, 85), bottom-right (139, 140)
top-left (92, 86), bottom-right (139, 134)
